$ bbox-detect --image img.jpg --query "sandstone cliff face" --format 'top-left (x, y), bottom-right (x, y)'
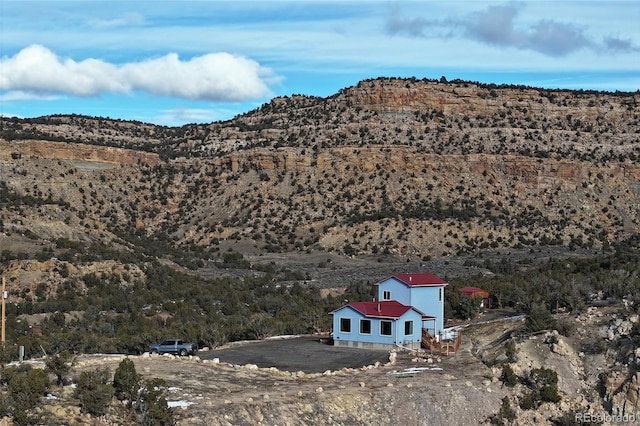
top-left (207, 146), bottom-right (640, 184)
top-left (350, 78), bottom-right (637, 123)
top-left (0, 140), bottom-right (160, 166)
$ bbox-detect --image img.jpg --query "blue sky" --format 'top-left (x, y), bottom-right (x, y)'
top-left (1, 1), bottom-right (638, 126)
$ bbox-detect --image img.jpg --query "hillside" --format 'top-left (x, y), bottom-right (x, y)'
top-left (1, 78), bottom-right (638, 268)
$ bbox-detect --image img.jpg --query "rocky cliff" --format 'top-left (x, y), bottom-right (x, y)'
top-left (1, 139), bottom-right (160, 166)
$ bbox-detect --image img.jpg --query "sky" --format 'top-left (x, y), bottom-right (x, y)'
top-left (0, 1), bottom-right (638, 126)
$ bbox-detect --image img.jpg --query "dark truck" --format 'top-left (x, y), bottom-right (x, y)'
top-left (149, 339), bottom-right (198, 356)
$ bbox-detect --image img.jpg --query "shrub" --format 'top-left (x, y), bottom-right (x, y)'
top-left (526, 303), bottom-right (558, 333)
top-left (491, 396), bottom-right (517, 424)
top-left (138, 378), bottom-right (174, 426)
top-left (45, 350), bottom-right (74, 386)
top-left (500, 364), bottom-right (519, 387)
top-left (113, 358), bottom-right (141, 408)
top-left (3, 366), bottom-right (49, 425)
top-left (556, 319), bottom-right (576, 337)
top-left (446, 288), bottom-right (480, 320)
top-left (112, 359), bottom-right (173, 424)
top-left (505, 340), bottom-right (519, 363)
top-left (7, 366), bottom-right (48, 405)
top-left (630, 321), bottom-right (640, 346)
top-left (519, 367), bottom-right (561, 409)
top-left (75, 368), bottom-right (114, 416)
top-left (456, 294), bottom-right (481, 320)
top-left (529, 367), bottom-right (561, 402)
top-left (519, 392), bottom-right (536, 410)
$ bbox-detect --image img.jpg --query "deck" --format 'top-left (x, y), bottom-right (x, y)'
top-left (421, 328), bottom-right (462, 355)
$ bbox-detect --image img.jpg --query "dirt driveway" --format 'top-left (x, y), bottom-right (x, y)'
top-left (200, 335), bottom-right (390, 373)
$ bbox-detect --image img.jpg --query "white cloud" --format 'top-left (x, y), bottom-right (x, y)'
top-left (0, 45), bottom-right (124, 96)
top-left (386, 2), bottom-right (635, 58)
top-left (121, 52), bottom-right (274, 101)
top-left (463, 4), bottom-right (592, 57)
top-left (0, 45), bottom-right (278, 101)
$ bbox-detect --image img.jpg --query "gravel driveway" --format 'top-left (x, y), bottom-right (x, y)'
top-left (200, 335), bottom-right (390, 373)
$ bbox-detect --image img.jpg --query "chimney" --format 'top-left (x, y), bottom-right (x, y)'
top-left (377, 303), bottom-right (380, 312)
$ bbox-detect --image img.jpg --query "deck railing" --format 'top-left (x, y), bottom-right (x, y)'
top-left (421, 328), bottom-right (462, 355)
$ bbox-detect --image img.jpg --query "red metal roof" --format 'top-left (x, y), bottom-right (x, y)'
top-left (386, 273), bottom-right (447, 287)
top-left (347, 300), bottom-right (415, 319)
top-left (458, 287), bottom-right (490, 297)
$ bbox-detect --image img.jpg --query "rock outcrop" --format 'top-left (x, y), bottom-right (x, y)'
top-left (0, 140), bottom-right (160, 166)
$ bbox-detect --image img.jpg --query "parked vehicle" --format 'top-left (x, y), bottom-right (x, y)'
top-left (149, 339), bottom-right (198, 356)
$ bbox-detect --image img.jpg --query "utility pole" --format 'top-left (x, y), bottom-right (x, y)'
top-left (1, 275), bottom-right (5, 347)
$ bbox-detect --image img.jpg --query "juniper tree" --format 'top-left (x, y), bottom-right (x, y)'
top-left (45, 350), bottom-right (73, 386)
top-left (113, 358), bottom-right (141, 409)
top-left (75, 368), bottom-right (114, 416)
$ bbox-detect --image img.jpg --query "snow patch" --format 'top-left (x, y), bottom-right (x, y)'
top-left (168, 400), bottom-right (195, 408)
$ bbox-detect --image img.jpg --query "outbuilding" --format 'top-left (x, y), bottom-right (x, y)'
top-left (458, 287), bottom-right (491, 309)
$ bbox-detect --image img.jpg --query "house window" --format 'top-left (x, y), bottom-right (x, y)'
top-left (380, 321), bottom-right (392, 336)
top-left (360, 319), bottom-right (371, 334)
top-left (340, 318), bottom-right (351, 333)
top-left (439, 287), bottom-right (442, 302)
top-left (383, 290), bottom-right (391, 300)
top-left (404, 320), bottom-right (413, 336)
